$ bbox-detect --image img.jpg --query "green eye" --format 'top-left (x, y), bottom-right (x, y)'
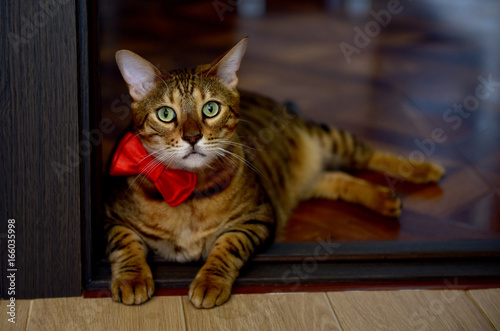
top-left (157, 107), bottom-right (176, 123)
top-left (202, 101), bottom-right (220, 118)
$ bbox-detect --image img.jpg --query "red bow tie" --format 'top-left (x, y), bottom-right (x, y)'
top-left (109, 133), bottom-right (197, 206)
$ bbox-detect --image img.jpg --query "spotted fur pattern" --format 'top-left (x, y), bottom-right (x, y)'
top-left (105, 38), bottom-right (445, 308)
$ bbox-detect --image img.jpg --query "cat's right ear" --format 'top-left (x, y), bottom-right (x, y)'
top-left (115, 50), bottom-right (163, 101)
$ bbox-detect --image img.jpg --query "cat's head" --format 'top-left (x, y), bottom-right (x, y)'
top-left (115, 38), bottom-right (248, 172)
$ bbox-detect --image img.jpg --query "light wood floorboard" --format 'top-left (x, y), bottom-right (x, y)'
top-left (1, 300), bottom-right (31, 331)
top-left (2, 289), bottom-right (499, 330)
top-left (27, 296), bottom-right (184, 331)
top-left (182, 292), bottom-right (341, 331)
top-left (327, 290), bottom-right (494, 331)
top-left (468, 289), bottom-right (500, 329)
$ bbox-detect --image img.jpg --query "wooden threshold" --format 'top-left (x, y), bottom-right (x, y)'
top-left (84, 239), bottom-right (500, 296)
top-left (84, 280), bottom-right (500, 299)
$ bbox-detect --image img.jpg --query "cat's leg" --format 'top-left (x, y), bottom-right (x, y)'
top-left (189, 218), bottom-right (273, 308)
top-left (366, 150), bottom-right (445, 184)
top-left (106, 224), bottom-right (154, 305)
top-left (309, 171), bottom-right (402, 217)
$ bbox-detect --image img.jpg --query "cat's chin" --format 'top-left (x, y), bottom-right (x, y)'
top-left (177, 153), bottom-right (211, 172)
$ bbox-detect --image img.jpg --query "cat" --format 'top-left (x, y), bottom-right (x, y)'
top-left (104, 37), bottom-right (445, 309)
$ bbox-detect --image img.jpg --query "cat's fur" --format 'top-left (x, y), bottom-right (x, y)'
top-left (105, 38), bottom-right (444, 308)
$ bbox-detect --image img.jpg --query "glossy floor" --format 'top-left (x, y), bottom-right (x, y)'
top-left (99, 0), bottom-right (500, 242)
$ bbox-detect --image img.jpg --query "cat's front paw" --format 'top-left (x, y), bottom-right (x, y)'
top-left (111, 270), bottom-right (155, 305)
top-left (189, 273), bottom-right (232, 309)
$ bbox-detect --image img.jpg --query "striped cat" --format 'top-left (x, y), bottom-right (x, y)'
top-left (105, 38), bottom-right (444, 308)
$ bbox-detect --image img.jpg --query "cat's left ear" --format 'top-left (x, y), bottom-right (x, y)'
top-left (205, 37), bottom-right (248, 89)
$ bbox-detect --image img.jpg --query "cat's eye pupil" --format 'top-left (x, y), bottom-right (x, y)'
top-left (157, 107), bottom-right (176, 123)
top-left (203, 101), bottom-right (220, 118)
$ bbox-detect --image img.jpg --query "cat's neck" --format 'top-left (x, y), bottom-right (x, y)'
top-left (190, 143), bottom-right (244, 199)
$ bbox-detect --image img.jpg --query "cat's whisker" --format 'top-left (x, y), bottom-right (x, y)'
top-left (236, 119), bottom-right (252, 125)
top-left (213, 151), bottom-right (239, 171)
top-left (139, 148), bottom-right (171, 172)
top-left (128, 160), bottom-right (163, 188)
top-left (158, 153), bottom-right (182, 170)
top-left (210, 138), bottom-right (262, 158)
top-left (137, 147), bottom-right (170, 165)
top-left (127, 148), bottom-right (179, 189)
top-left (216, 139), bottom-right (257, 150)
top-left (203, 162), bottom-right (215, 170)
top-left (215, 147), bottom-right (262, 176)
top-left (154, 73), bottom-right (169, 90)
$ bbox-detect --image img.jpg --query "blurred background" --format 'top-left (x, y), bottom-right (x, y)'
top-left (98, 0), bottom-right (500, 243)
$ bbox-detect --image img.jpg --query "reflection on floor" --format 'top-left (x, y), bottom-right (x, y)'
top-left (99, 0), bottom-right (500, 242)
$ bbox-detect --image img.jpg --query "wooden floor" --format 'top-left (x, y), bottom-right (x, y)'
top-left (3, 289), bottom-right (499, 330)
top-left (98, 0), bottom-right (500, 244)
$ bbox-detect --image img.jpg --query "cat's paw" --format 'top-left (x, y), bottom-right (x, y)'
top-left (111, 270), bottom-right (155, 305)
top-left (189, 273), bottom-right (232, 309)
top-left (372, 186), bottom-right (402, 218)
top-left (407, 162), bottom-right (445, 184)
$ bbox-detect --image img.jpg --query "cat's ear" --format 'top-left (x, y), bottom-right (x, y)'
top-left (115, 50), bottom-right (163, 101)
top-left (206, 37), bottom-right (248, 89)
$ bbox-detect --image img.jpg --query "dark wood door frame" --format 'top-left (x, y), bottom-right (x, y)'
top-left (0, 0), bottom-right (96, 299)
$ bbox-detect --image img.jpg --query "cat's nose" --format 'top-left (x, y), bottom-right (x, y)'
top-left (182, 134), bottom-right (202, 146)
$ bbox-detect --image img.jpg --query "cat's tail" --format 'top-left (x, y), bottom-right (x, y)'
top-left (315, 123), bottom-right (445, 183)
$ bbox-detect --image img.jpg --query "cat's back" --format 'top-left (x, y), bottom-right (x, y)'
top-left (237, 89), bottom-right (304, 145)
top-left (236, 90), bottom-right (326, 225)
